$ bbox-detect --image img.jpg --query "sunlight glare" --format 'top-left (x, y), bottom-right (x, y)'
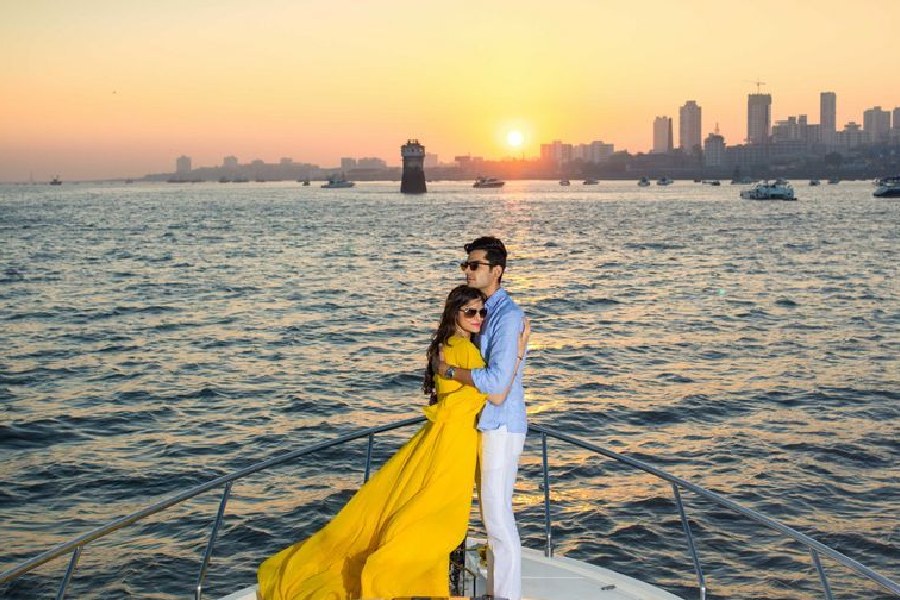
top-left (506, 130), bottom-right (524, 148)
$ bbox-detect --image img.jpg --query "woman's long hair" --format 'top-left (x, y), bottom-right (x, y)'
top-left (423, 285), bottom-right (486, 404)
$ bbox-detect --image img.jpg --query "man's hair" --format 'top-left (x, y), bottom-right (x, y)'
top-left (464, 236), bottom-right (507, 279)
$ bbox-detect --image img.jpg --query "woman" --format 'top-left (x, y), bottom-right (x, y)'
top-left (257, 285), bottom-right (528, 600)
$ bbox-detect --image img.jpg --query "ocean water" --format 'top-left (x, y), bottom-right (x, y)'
top-left (1, 180), bottom-right (897, 599)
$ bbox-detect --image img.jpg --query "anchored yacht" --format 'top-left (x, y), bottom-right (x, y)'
top-left (473, 176), bottom-right (505, 188)
top-left (873, 175), bottom-right (900, 197)
top-left (322, 173), bottom-right (355, 188)
top-left (740, 179), bottom-right (796, 200)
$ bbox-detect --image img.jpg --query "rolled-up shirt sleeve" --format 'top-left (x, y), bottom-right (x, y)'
top-left (471, 311), bottom-right (521, 395)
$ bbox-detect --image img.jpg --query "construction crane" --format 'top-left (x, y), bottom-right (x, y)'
top-left (747, 79), bottom-right (767, 93)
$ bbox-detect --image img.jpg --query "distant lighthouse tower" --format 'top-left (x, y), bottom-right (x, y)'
top-left (400, 139), bottom-right (426, 194)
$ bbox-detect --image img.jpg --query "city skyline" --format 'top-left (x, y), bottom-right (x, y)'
top-left (2, 0), bottom-right (898, 181)
top-left (77, 85), bottom-right (900, 179)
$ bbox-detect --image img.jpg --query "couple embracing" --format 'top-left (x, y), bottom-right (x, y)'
top-left (257, 236), bottom-right (529, 600)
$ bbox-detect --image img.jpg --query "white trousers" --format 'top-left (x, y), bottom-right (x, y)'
top-left (479, 427), bottom-right (526, 600)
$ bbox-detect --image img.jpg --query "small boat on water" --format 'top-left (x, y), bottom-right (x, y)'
top-left (809, 179), bottom-right (821, 186)
top-left (559, 179), bottom-right (570, 186)
top-left (582, 178), bottom-right (599, 185)
top-left (322, 173), bottom-right (355, 188)
top-left (49, 176), bottom-right (62, 186)
top-left (873, 175), bottom-right (900, 197)
top-left (827, 177), bottom-right (840, 185)
top-left (637, 176), bottom-right (651, 187)
top-left (473, 176), bottom-right (505, 188)
top-left (656, 176), bottom-right (673, 186)
top-left (740, 179), bottom-right (796, 200)
top-left (701, 180), bottom-right (721, 186)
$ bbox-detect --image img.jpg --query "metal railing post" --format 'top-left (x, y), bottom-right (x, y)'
top-left (673, 483), bottom-right (706, 600)
top-left (55, 547), bottom-right (81, 600)
top-left (0, 417), bottom-right (425, 589)
top-left (194, 481), bottom-right (233, 600)
top-left (364, 433), bottom-right (375, 483)
top-left (810, 548), bottom-right (834, 600)
top-left (541, 432), bottom-right (553, 557)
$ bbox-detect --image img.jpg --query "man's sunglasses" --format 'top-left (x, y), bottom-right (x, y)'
top-left (460, 261), bottom-right (492, 271)
top-left (460, 308), bottom-right (487, 319)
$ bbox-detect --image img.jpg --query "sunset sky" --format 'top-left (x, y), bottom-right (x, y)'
top-left (2, 0), bottom-right (898, 181)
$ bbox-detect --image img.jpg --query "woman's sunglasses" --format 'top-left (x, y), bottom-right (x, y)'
top-left (460, 261), bottom-right (492, 272)
top-left (460, 307), bottom-right (487, 319)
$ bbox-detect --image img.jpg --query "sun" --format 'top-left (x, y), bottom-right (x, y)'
top-left (506, 130), bottom-right (524, 148)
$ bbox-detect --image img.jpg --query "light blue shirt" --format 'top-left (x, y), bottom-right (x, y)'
top-left (472, 288), bottom-right (527, 433)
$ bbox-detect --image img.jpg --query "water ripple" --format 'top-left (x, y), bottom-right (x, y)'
top-left (0, 181), bottom-right (897, 599)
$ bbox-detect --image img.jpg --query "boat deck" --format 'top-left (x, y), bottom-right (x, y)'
top-left (517, 547), bottom-right (681, 600)
top-left (216, 544), bottom-right (682, 600)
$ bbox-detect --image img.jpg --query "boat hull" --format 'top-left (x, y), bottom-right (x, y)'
top-left (321, 182), bottom-right (355, 188)
top-left (740, 182), bottom-right (796, 200)
top-left (740, 193), bottom-right (796, 201)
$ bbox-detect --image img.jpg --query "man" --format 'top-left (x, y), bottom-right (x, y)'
top-left (437, 236), bottom-right (527, 600)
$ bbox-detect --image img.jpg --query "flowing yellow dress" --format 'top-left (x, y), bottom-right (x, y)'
top-left (257, 335), bottom-right (486, 600)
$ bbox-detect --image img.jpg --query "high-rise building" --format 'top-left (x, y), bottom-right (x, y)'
top-left (575, 141), bottom-right (615, 163)
top-left (652, 117), bottom-right (673, 154)
top-left (175, 155), bottom-right (191, 176)
top-left (341, 157), bottom-right (357, 171)
top-left (703, 130), bottom-right (725, 167)
top-left (772, 117), bottom-right (800, 142)
top-left (541, 140), bottom-right (574, 165)
top-left (772, 114), bottom-right (817, 144)
top-left (820, 92), bottom-right (837, 137)
top-left (747, 94), bottom-right (772, 144)
top-left (223, 156), bottom-right (238, 170)
top-left (679, 101), bottom-right (702, 153)
top-left (893, 107), bottom-right (900, 143)
top-left (863, 106), bottom-right (891, 143)
top-left (357, 157), bottom-right (387, 169)
top-left (837, 122), bottom-right (866, 148)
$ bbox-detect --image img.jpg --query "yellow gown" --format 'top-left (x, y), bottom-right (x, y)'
top-left (257, 335), bottom-right (486, 600)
